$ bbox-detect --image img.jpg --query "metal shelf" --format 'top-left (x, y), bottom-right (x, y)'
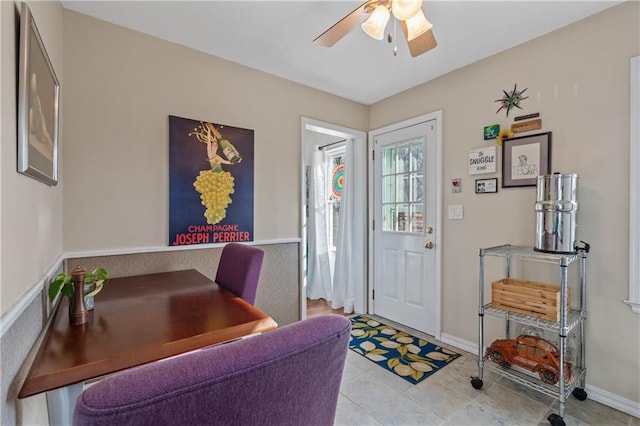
top-left (474, 244), bottom-right (588, 423)
top-left (480, 244), bottom-right (582, 265)
top-left (484, 358), bottom-right (586, 399)
top-left (483, 304), bottom-right (583, 334)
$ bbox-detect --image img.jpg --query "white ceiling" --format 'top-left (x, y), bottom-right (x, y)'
top-left (61, 1), bottom-right (623, 105)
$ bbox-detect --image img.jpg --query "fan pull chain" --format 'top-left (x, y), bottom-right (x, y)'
top-left (388, 17), bottom-right (398, 56)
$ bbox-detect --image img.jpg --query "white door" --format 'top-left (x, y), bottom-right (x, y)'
top-left (373, 120), bottom-right (438, 335)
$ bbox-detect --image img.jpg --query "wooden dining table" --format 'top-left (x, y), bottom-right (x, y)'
top-left (18, 269), bottom-right (278, 425)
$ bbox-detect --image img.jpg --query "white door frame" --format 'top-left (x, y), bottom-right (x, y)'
top-left (300, 117), bottom-right (367, 319)
top-left (367, 111), bottom-right (443, 339)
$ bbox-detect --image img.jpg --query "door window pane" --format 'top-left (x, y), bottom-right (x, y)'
top-left (383, 146), bottom-right (396, 175)
top-left (410, 203), bottom-right (424, 233)
top-left (411, 173), bottom-right (423, 202)
top-left (410, 142), bottom-right (423, 171)
top-left (383, 176), bottom-right (395, 203)
top-left (397, 145), bottom-right (410, 173)
top-left (396, 175), bottom-right (409, 202)
top-left (383, 204), bottom-right (395, 231)
top-left (381, 139), bottom-right (425, 234)
top-left (396, 204), bottom-right (409, 232)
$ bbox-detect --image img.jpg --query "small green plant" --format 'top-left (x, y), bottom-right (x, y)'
top-left (48, 267), bottom-right (110, 303)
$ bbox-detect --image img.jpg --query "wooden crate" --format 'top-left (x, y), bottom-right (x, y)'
top-left (491, 278), bottom-right (569, 322)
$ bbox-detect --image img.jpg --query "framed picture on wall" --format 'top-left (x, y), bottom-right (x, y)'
top-left (17, 3), bottom-right (60, 186)
top-left (475, 178), bottom-right (498, 194)
top-left (502, 132), bottom-right (551, 187)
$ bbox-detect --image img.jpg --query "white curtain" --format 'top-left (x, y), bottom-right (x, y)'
top-left (307, 139), bottom-right (365, 313)
top-left (307, 150), bottom-right (332, 300)
top-left (332, 140), bottom-right (365, 313)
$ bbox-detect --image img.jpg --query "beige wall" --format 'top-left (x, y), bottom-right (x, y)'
top-left (1, 2), bottom-right (64, 424)
top-left (61, 10), bottom-right (368, 252)
top-left (370, 2), bottom-right (639, 404)
top-left (1, 0), bottom-right (64, 316)
top-left (60, 7), bottom-right (369, 342)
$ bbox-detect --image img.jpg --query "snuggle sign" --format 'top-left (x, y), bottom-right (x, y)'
top-left (468, 146), bottom-right (497, 175)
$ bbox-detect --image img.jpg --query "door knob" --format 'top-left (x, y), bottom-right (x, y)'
top-left (425, 242), bottom-right (434, 249)
top-left (426, 226), bottom-right (433, 234)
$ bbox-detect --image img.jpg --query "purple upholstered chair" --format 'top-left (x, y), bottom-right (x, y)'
top-left (215, 243), bottom-right (264, 305)
top-left (73, 315), bottom-right (351, 426)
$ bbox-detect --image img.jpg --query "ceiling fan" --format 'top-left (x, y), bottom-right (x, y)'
top-left (313, 0), bottom-right (437, 57)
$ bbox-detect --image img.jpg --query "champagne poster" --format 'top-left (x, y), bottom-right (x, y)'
top-left (169, 115), bottom-right (254, 246)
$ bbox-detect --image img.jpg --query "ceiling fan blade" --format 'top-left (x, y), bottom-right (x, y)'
top-left (313, 1), bottom-right (370, 47)
top-left (400, 22), bottom-right (437, 57)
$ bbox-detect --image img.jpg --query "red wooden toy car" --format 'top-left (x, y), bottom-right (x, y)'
top-left (485, 334), bottom-right (571, 385)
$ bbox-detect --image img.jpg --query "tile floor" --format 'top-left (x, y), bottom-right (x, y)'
top-left (334, 315), bottom-right (639, 426)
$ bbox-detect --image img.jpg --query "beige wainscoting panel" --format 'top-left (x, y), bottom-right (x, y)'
top-left (2, 295), bottom-right (48, 426)
top-left (67, 243), bottom-right (299, 327)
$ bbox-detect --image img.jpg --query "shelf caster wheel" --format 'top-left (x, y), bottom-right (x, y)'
top-left (470, 377), bottom-right (483, 389)
top-left (572, 388), bottom-right (588, 401)
top-left (547, 413), bottom-right (565, 426)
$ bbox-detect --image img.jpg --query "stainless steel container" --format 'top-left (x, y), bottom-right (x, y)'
top-left (534, 173), bottom-right (579, 253)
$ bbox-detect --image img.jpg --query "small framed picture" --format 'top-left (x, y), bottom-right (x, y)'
top-left (17, 3), bottom-right (60, 186)
top-left (475, 178), bottom-right (498, 194)
top-left (502, 132), bottom-right (552, 188)
top-left (484, 124), bottom-right (500, 140)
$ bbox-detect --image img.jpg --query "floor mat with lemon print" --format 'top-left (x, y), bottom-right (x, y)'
top-left (349, 315), bottom-right (461, 385)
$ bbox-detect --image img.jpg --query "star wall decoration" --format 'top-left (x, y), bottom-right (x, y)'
top-left (495, 83), bottom-right (528, 116)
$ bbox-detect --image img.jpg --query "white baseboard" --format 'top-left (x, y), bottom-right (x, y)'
top-left (439, 333), bottom-right (640, 419)
top-left (440, 332), bottom-right (477, 355)
top-left (585, 384), bottom-right (640, 419)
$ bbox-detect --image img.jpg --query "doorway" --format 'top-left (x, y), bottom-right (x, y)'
top-left (369, 112), bottom-right (443, 338)
top-left (300, 118), bottom-right (367, 320)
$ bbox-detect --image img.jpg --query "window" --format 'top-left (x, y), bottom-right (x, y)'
top-left (325, 146), bottom-right (345, 252)
top-left (381, 140), bottom-right (424, 233)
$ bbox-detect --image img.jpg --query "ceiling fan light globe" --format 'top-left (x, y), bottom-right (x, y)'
top-left (405, 9), bottom-right (432, 41)
top-left (391, 0), bottom-right (423, 21)
top-left (361, 4), bottom-right (390, 40)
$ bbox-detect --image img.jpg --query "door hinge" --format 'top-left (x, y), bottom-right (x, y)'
top-left (372, 220), bottom-right (375, 231)
top-left (372, 289), bottom-right (375, 300)
top-left (372, 150), bottom-right (375, 161)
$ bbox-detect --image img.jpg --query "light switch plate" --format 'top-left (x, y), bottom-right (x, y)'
top-left (448, 204), bottom-right (464, 220)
